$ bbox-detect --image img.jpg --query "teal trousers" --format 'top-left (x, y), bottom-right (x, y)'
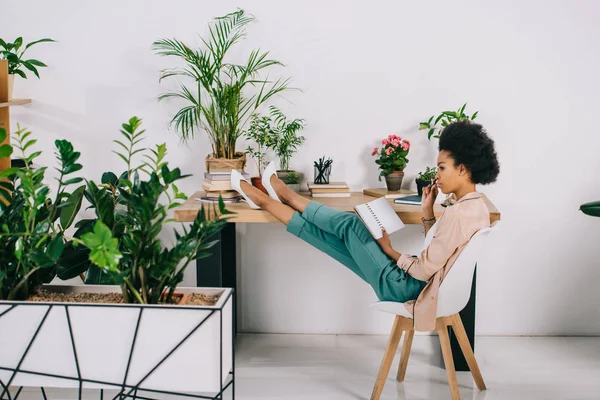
top-left (286, 201), bottom-right (427, 302)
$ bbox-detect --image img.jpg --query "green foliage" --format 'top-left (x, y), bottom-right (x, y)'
top-left (267, 106), bottom-right (305, 171)
top-left (580, 201), bottom-right (600, 217)
top-left (66, 118), bottom-right (234, 304)
top-left (372, 135), bottom-right (410, 180)
top-left (419, 103), bottom-right (478, 140)
top-left (417, 166), bottom-right (438, 181)
top-left (243, 106), bottom-right (305, 175)
top-left (0, 125), bottom-right (83, 301)
top-left (0, 37), bottom-right (55, 79)
top-left (153, 9), bottom-right (291, 159)
top-left (244, 113), bottom-right (273, 177)
top-left (284, 171), bottom-right (300, 185)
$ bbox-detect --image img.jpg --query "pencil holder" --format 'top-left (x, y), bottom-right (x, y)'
top-left (314, 165), bottom-right (331, 184)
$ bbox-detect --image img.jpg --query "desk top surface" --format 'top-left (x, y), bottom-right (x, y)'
top-left (174, 190), bottom-right (501, 224)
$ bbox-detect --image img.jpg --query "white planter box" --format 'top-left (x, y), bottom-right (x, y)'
top-left (0, 285), bottom-right (234, 398)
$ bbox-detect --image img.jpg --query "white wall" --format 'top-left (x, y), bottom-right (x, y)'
top-left (4, 0), bottom-right (600, 336)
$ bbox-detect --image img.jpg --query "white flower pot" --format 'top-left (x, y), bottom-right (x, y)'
top-left (0, 285), bottom-right (234, 396)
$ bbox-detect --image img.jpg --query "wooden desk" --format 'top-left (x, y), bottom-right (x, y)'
top-left (175, 191), bottom-right (501, 225)
top-left (174, 190), bottom-right (501, 372)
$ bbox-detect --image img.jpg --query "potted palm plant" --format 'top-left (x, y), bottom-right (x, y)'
top-left (153, 10), bottom-right (290, 174)
top-left (268, 106), bottom-right (306, 182)
top-left (0, 37), bottom-right (55, 100)
top-left (0, 120), bottom-right (236, 398)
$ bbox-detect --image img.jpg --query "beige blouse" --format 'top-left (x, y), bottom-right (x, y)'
top-left (397, 192), bottom-right (490, 331)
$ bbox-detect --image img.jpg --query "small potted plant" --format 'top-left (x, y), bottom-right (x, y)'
top-left (419, 103), bottom-right (478, 140)
top-left (372, 135), bottom-right (410, 191)
top-left (285, 171), bottom-right (300, 193)
top-left (244, 113), bottom-right (273, 194)
top-left (416, 166), bottom-right (438, 196)
top-left (0, 37), bottom-right (55, 100)
top-left (268, 106), bottom-right (306, 182)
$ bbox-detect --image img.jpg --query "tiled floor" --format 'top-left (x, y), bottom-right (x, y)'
top-left (10, 334), bottom-right (600, 400)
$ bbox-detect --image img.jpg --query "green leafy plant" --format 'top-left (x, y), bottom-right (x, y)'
top-left (372, 135), bottom-right (410, 180)
top-left (244, 113), bottom-right (273, 177)
top-left (0, 37), bottom-right (55, 78)
top-left (61, 117), bottom-right (235, 304)
top-left (284, 171), bottom-right (300, 185)
top-left (268, 106), bottom-right (305, 171)
top-left (419, 103), bottom-right (478, 140)
top-left (153, 9), bottom-right (291, 159)
top-left (417, 166), bottom-right (438, 181)
top-left (580, 202), bottom-right (600, 217)
top-left (0, 126), bottom-right (84, 300)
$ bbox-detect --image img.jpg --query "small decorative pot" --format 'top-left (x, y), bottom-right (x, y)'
top-left (416, 179), bottom-right (431, 196)
top-left (251, 177), bottom-right (269, 195)
top-left (384, 171), bottom-right (404, 191)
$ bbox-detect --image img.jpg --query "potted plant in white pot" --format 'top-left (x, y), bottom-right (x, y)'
top-left (153, 9), bottom-right (291, 175)
top-left (0, 37), bottom-right (55, 100)
top-left (0, 120), bottom-right (237, 398)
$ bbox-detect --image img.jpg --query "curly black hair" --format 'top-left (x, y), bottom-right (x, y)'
top-left (438, 120), bottom-right (500, 185)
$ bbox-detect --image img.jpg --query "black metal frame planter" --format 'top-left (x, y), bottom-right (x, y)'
top-left (0, 285), bottom-right (235, 400)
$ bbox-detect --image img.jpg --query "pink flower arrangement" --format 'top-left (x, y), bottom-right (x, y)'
top-left (371, 134), bottom-right (411, 180)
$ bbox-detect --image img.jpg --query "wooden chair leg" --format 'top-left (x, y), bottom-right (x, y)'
top-left (370, 315), bottom-right (404, 400)
top-left (437, 320), bottom-right (461, 400)
top-left (396, 329), bottom-right (414, 382)
top-left (451, 314), bottom-right (487, 390)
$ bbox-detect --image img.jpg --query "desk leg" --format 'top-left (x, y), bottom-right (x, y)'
top-left (196, 222), bottom-right (237, 334)
top-left (440, 266), bottom-right (477, 372)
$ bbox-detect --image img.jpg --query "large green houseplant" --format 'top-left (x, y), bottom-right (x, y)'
top-left (60, 117), bottom-right (234, 304)
top-left (153, 9), bottom-right (290, 172)
top-left (0, 37), bottom-right (55, 100)
top-left (0, 126), bottom-right (85, 300)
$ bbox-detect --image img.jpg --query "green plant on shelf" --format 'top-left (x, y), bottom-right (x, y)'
top-left (0, 37), bottom-right (55, 79)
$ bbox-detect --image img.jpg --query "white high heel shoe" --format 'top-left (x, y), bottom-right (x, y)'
top-left (261, 161), bottom-right (282, 203)
top-left (230, 170), bottom-right (260, 209)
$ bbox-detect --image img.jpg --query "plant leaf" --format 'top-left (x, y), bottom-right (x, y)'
top-left (81, 221), bottom-right (122, 270)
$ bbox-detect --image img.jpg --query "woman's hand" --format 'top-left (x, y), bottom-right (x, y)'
top-left (377, 228), bottom-right (392, 251)
top-left (422, 180), bottom-right (438, 212)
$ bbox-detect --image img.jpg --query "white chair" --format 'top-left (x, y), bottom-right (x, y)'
top-left (369, 220), bottom-right (500, 400)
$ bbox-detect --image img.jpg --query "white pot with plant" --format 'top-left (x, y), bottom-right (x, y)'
top-left (0, 119), bottom-right (235, 397)
top-left (268, 107), bottom-right (306, 182)
top-left (153, 10), bottom-right (291, 174)
top-left (0, 37), bottom-right (55, 100)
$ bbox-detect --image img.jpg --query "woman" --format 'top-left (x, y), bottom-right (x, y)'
top-left (230, 120), bottom-right (500, 331)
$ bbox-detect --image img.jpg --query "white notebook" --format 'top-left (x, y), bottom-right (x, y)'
top-left (354, 197), bottom-right (405, 239)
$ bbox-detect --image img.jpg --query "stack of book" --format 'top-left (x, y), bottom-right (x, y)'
top-left (201, 171), bottom-right (248, 200)
top-left (308, 182), bottom-right (351, 198)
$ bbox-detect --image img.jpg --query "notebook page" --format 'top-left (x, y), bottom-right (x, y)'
top-left (354, 197), bottom-right (405, 239)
